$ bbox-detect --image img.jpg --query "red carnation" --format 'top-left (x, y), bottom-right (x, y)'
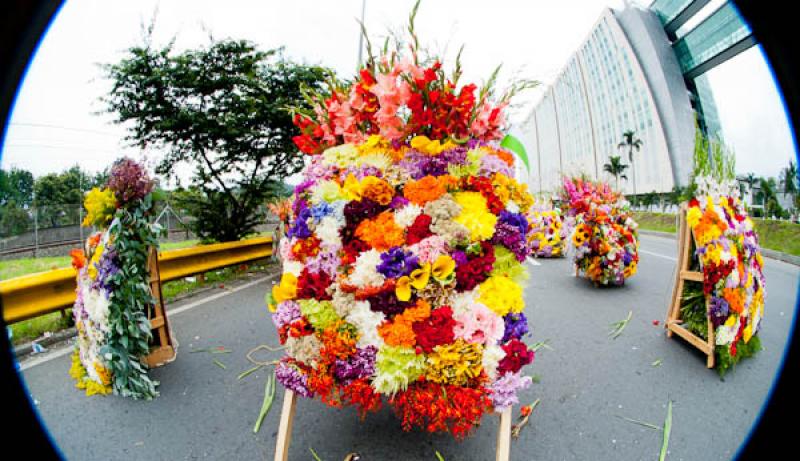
top-left (498, 339), bottom-right (534, 374)
top-left (406, 213), bottom-right (433, 244)
top-left (413, 306), bottom-right (456, 353)
top-left (296, 268), bottom-right (333, 300)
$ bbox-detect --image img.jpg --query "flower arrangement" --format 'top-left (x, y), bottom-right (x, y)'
top-left (526, 203), bottom-right (568, 258)
top-left (271, 7), bottom-right (537, 438)
top-left (561, 177), bottom-right (639, 285)
top-left (681, 133), bottom-right (765, 375)
top-left (70, 157), bottom-right (162, 399)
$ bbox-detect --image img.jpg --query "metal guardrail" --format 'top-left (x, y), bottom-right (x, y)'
top-left (0, 235), bottom-right (273, 324)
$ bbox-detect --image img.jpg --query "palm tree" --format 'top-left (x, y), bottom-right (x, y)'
top-left (618, 130), bottom-right (643, 196)
top-left (603, 155), bottom-right (629, 191)
top-left (780, 160), bottom-right (798, 215)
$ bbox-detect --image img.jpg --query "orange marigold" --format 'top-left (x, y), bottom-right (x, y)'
top-left (723, 287), bottom-right (745, 314)
top-left (355, 211), bottom-right (405, 251)
top-left (492, 148), bottom-right (515, 167)
top-left (361, 176), bottom-right (395, 206)
top-left (378, 300), bottom-right (432, 348)
top-left (403, 175), bottom-right (446, 206)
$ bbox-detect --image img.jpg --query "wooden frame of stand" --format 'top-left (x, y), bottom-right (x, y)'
top-left (272, 390), bottom-right (513, 461)
top-left (144, 246), bottom-right (177, 368)
top-left (665, 204), bottom-right (715, 368)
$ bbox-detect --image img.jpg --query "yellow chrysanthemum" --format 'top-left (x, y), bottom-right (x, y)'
top-left (425, 340), bottom-right (483, 386)
top-left (478, 275), bottom-right (524, 317)
top-left (82, 187), bottom-right (116, 227)
top-left (453, 192), bottom-right (498, 241)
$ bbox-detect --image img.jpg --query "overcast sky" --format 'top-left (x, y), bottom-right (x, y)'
top-left (1, 0), bottom-right (795, 185)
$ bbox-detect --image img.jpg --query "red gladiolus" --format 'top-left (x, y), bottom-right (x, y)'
top-left (390, 381), bottom-right (492, 438)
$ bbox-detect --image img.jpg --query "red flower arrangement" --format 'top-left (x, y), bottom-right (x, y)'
top-left (412, 305), bottom-right (456, 353)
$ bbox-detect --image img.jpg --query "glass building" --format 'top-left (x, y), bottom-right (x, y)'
top-left (519, 1), bottom-right (753, 196)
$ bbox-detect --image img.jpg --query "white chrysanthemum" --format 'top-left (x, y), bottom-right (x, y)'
top-left (328, 200), bottom-right (347, 223)
top-left (345, 301), bottom-right (386, 348)
top-left (716, 320), bottom-right (738, 346)
top-left (83, 288), bottom-right (110, 332)
top-left (287, 334), bottom-right (323, 366)
top-left (393, 203), bottom-right (423, 229)
top-left (348, 249), bottom-right (385, 288)
top-left (356, 153), bottom-right (392, 170)
top-left (316, 216), bottom-right (342, 247)
top-left (450, 289), bottom-right (480, 318)
top-left (482, 344), bottom-right (507, 381)
top-left (282, 260), bottom-right (304, 277)
top-left (322, 143), bottom-right (359, 167)
top-left (331, 286), bottom-right (357, 318)
top-left (506, 200), bottom-right (520, 214)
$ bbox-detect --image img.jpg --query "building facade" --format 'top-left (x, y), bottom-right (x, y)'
top-left (520, 5), bottom-right (693, 196)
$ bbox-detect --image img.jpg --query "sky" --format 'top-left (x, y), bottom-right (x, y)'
top-left (0, 0), bottom-right (795, 185)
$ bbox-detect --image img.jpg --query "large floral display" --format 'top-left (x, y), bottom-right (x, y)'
top-left (268, 29), bottom-right (538, 438)
top-left (561, 177), bottom-right (639, 285)
top-left (680, 139), bottom-right (765, 375)
top-left (527, 203), bottom-right (568, 258)
top-left (69, 158), bottom-right (162, 399)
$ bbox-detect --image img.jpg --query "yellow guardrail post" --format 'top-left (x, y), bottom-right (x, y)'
top-left (1, 235), bottom-right (273, 324)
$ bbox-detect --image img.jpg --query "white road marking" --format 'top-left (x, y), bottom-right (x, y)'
top-left (639, 249), bottom-right (677, 262)
top-left (18, 274), bottom-right (278, 371)
top-left (527, 257), bottom-right (541, 266)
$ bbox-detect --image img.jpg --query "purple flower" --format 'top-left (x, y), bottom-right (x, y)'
top-left (499, 211), bottom-right (529, 235)
top-left (479, 154), bottom-right (513, 177)
top-left (492, 222), bottom-right (530, 261)
top-left (272, 301), bottom-right (302, 330)
top-left (91, 248), bottom-right (120, 292)
top-left (390, 196), bottom-right (410, 209)
top-left (288, 207), bottom-right (312, 239)
top-left (501, 313), bottom-right (529, 343)
top-left (452, 250), bottom-right (468, 266)
top-left (304, 243), bottom-right (341, 278)
top-left (334, 346), bottom-right (377, 384)
top-left (397, 148), bottom-right (467, 179)
top-left (488, 371), bottom-right (532, 410)
top-left (376, 247), bottom-right (418, 278)
top-left (275, 359), bottom-right (314, 398)
top-left (310, 202), bottom-right (334, 223)
top-left (107, 158), bottom-right (154, 206)
top-left (709, 296), bottom-right (730, 328)
top-left (339, 165), bottom-right (382, 181)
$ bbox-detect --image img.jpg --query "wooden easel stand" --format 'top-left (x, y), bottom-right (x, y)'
top-left (665, 204), bottom-right (715, 368)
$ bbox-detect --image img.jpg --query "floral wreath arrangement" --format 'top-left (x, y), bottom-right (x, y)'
top-left (526, 202), bottom-right (568, 258)
top-left (268, 5), bottom-right (538, 438)
top-left (681, 135), bottom-right (765, 375)
top-left (561, 177), bottom-right (639, 285)
top-left (69, 158), bottom-right (163, 399)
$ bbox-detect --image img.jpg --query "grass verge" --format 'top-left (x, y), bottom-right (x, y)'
top-left (633, 211), bottom-right (800, 256)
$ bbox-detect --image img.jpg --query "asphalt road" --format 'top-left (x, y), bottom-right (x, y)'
top-left (15, 235), bottom-right (800, 461)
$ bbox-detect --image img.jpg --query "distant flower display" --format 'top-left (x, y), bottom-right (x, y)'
top-left (526, 204), bottom-right (568, 258)
top-left (561, 177), bottom-right (639, 285)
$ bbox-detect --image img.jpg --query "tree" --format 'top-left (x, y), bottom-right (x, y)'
top-left (602, 155), bottom-right (628, 191)
top-left (33, 165), bottom-right (99, 227)
top-left (0, 167), bottom-right (34, 207)
top-left (617, 130), bottom-right (643, 196)
top-left (103, 33), bottom-right (328, 241)
top-left (780, 160), bottom-right (798, 215)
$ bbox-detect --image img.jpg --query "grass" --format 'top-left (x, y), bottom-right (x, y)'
top-left (9, 310), bottom-right (73, 346)
top-left (0, 239), bottom-right (200, 280)
top-left (633, 211), bottom-right (800, 256)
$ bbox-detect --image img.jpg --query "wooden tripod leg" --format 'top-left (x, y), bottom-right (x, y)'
top-left (496, 407), bottom-right (512, 461)
top-left (274, 389), bottom-right (297, 461)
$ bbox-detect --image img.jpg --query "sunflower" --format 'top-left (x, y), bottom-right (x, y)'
top-left (572, 224), bottom-right (591, 247)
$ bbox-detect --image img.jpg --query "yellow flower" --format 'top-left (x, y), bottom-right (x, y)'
top-left (342, 174), bottom-right (363, 201)
top-left (686, 207), bottom-right (702, 228)
top-left (453, 192), bottom-right (498, 241)
top-left (82, 187), bottom-right (116, 227)
top-left (395, 276), bottom-right (412, 301)
top-left (410, 263), bottom-right (431, 290)
top-left (743, 324), bottom-right (753, 343)
top-left (272, 273), bottom-right (298, 304)
top-left (410, 135), bottom-right (454, 155)
top-left (478, 275), bottom-right (524, 316)
top-left (431, 255), bottom-right (455, 281)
